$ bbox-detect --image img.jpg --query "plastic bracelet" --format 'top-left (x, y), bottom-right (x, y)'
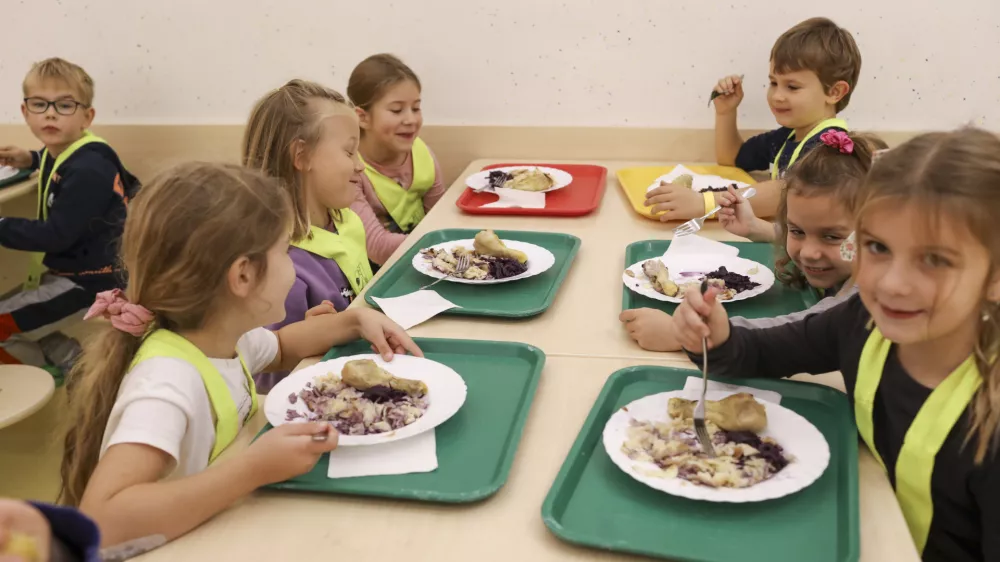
top-left (703, 191), bottom-right (717, 219)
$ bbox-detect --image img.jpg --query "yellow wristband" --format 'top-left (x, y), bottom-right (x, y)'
top-left (703, 191), bottom-right (718, 219)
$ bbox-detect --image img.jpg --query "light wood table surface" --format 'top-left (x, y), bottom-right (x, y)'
top-left (0, 177), bottom-right (34, 207)
top-left (0, 365), bottom-right (55, 430)
top-left (135, 160), bottom-right (919, 561)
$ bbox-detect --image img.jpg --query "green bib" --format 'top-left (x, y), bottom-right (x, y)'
top-left (854, 328), bottom-right (981, 554)
top-left (291, 208), bottom-right (373, 296)
top-left (132, 330), bottom-right (259, 464)
top-left (770, 118), bottom-right (848, 180)
top-left (359, 137), bottom-right (435, 233)
top-left (24, 131), bottom-right (108, 290)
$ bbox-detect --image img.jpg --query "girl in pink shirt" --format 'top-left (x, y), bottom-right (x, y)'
top-left (347, 54), bottom-right (446, 266)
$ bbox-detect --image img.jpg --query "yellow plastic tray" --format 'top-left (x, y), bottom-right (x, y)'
top-left (616, 164), bottom-right (756, 221)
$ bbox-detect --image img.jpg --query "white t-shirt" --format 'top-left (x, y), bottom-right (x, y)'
top-left (100, 328), bottom-right (279, 478)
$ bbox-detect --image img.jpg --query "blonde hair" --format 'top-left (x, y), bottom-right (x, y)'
top-left (771, 17), bottom-right (862, 112)
top-left (775, 132), bottom-right (887, 289)
top-left (855, 127), bottom-right (1000, 463)
top-left (242, 79), bottom-right (353, 241)
top-left (23, 57), bottom-right (95, 106)
top-left (347, 53), bottom-right (421, 112)
top-left (60, 163), bottom-right (292, 506)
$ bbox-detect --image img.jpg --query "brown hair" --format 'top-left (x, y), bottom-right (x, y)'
top-left (770, 17), bottom-right (862, 112)
top-left (242, 79), bottom-right (352, 241)
top-left (60, 163), bottom-right (292, 506)
top-left (23, 57), bottom-right (95, 106)
top-left (854, 127), bottom-right (1000, 464)
top-left (775, 132), bottom-right (887, 289)
top-left (347, 54), bottom-right (421, 111)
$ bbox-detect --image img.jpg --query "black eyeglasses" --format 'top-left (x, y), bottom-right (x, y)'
top-left (23, 97), bottom-right (89, 116)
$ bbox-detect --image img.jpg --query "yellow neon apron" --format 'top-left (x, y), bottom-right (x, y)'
top-left (854, 328), bottom-right (981, 554)
top-left (359, 137), bottom-right (435, 233)
top-left (291, 208), bottom-right (373, 295)
top-left (24, 131), bottom-right (108, 290)
top-left (132, 330), bottom-right (259, 464)
top-left (770, 118), bottom-right (848, 180)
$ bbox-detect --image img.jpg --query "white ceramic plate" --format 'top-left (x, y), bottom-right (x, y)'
top-left (413, 239), bottom-right (555, 285)
top-left (623, 253), bottom-right (775, 304)
top-left (603, 390), bottom-right (830, 503)
top-left (265, 354), bottom-right (467, 446)
top-left (465, 166), bottom-right (573, 194)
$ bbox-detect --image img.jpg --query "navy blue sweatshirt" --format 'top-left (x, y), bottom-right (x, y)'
top-left (0, 143), bottom-right (139, 280)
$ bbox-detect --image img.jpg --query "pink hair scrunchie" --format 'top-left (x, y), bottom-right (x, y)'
top-left (820, 130), bottom-right (854, 154)
top-left (84, 289), bottom-right (154, 337)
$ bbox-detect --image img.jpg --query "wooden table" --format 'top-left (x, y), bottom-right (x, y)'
top-left (134, 159), bottom-right (919, 561)
top-left (0, 365), bottom-right (54, 430)
top-left (0, 177), bottom-right (34, 208)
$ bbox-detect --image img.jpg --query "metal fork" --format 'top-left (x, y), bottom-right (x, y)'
top-left (693, 279), bottom-right (716, 457)
top-left (421, 253), bottom-right (470, 290)
top-left (674, 187), bottom-right (757, 237)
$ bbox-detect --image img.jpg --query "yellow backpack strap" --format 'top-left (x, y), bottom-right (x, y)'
top-left (771, 119), bottom-right (849, 180)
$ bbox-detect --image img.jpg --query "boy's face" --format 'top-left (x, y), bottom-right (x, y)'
top-left (767, 64), bottom-right (843, 131)
top-left (21, 79), bottom-right (95, 153)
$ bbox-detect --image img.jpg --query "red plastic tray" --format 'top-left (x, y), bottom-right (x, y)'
top-left (455, 163), bottom-right (608, 217)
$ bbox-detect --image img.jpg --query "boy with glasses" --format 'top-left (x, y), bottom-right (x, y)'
top-left (0, 58), bottom-right (139, 377)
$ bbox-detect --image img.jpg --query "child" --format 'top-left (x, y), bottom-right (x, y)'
top-left (622, 131), bottom-right (884, 351)
top-left (347, 54), bottom-right (445, 266)
top-left (673, 128), bottom-right (1000, 562)
top-left (0, 498), bottom-right (100, 561)
top-left (0, 58), bottom-right (139, 375)
top-left (645, 17), bottom-right (861, 221)
top-left (60, 163), bottom-right (421, 548)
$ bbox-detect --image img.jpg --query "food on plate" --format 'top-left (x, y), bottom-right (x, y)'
top-left (641, 259), bottom-right (679, 297)
top-left (668, 393), bottom-right (767, 433)
top-left (420, 230), bottom-right (530, 281)
top-left (622, 394), bottom-right (790, 488)
top-left (697, 182), bottom-right (742, 193)
top-left (285, 360), bottom-right (429, 435)
top-left (673, 174), bottom-right (693, 189)
top-left (637, 262), bottom-right (760, 301)
top-left (487, 168), bottom-right (556, 192)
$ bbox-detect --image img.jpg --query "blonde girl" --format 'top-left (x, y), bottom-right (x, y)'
top-left (674, 127), bottom-right (1000, 562)
top-left (347, 54), bottom-right (445, 266)
top-left (61, 163), bottom-right (420, 548)
top-left (622, 131), bottom-right (885, 352)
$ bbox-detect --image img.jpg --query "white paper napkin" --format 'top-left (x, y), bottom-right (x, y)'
top-left (480, 187), bottom-right (546, 209)
top-left (327, 430), bottom-right (437, 479)
top-left (683, 376), bottom-right (782, 404)
top-left (664, 234), bottom-right (740, 258)
top-left (646, 164), bottom-right (751, 193)
top-left (371, 290), bottom-right (459, 330)
top-left (0, 166), bottom-right (19, 182)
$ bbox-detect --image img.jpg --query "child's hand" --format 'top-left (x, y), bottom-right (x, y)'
top-left (353, 308), bottom-right (423, 361)
top-left (712, 75), bottom-right (744, 115)
top-left (245, 422), bottom-right (339, 486)
top-left (644, 181), bottom-right (704, 221)
top-left (0, 499), bottom-right (51, 562)
top-left (0, 147), bottom-right (31, 170)
top-left (619, 308), bottom-right (682, 352)
top-left (304, 300), bottom-right (337, 318)
top-left (718, 185), bottom-right (757, 237)
top-left (673, 286), bottom-right (731, 352)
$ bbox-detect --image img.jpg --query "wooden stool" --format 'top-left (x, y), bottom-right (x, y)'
top-left (0, 365), bottom-right (55, 429)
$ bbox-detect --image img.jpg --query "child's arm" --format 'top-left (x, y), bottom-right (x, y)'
top-left (0, 146), bottom-right (36, 170)
top-left (349, 179), bottom-right (406, 266)
top-left (717, 186), bottom-right (777, 242)
top-left (737, 180), bottom-right (782, 218)
top-left (80, 421), bottom-right (338, 547)
top-left (712, 75), bottom-right (745, 166)
top-left (268, 307), bottom-right (422, 372)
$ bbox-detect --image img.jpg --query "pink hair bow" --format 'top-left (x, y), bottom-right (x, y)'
top-left (820, 130), bottom-right (854, 154)
top-left (84, 289), bottom-right (154, 337)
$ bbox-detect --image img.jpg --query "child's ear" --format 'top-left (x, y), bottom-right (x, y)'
top-left (290, 139), bottom-right (309, 172)
top-left (355, 107), bottom-right (370, 131)
top-left (20, 103), bottom-right (28, 121)
top-left (82, 106), bottom-right (96, 128)
top-left (227, 256), bottom-right (256, 299)
top-left (826, 81), bottom-right (850, 105)
top-left (986, 272), bottom-right (1000, 303)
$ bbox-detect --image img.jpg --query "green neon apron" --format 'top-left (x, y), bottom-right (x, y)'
top-left (854, 328), bottom-right (981, 554)
top-left (359, 137), bottom-right (435, 233)
top-left (770, 118), bottom-right (848, 180)
top-left (291, 208), bottom-right (373, 295)
top-left (24, 131), bottom-right (107, 290)
top-left (132, 330), bottom-right (259, 464)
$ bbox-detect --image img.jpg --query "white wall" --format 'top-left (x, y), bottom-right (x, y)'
top-left (2, 0), bottom-right (997, 130)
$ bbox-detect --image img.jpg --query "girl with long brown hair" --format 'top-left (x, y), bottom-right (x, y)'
top-left (61, 162), bottom-right (420, 548)
top-left (673, 127), bottom-right (1000, 562)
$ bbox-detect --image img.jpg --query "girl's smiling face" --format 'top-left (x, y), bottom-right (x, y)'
top-left (357, 79), bottom-right (422, 158)
top-left (785, 189), bottom-right (854, 289)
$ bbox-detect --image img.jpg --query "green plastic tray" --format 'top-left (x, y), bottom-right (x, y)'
top-left (0, 168), bottom-right (32, 189)
top-left (622, 240), bottom-right (820, 316)
top-left (261, 337), bottom-right (545, 502)
top-left (542, 366), bottom-right (859, 562)
top-left (365, 229), bottom-right (581, 318)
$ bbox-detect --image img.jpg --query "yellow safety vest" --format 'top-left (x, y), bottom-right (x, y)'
top-left (770, 118), bottom-right (849, 180)
top-left (291, 208), bottom-right (373, 296)
top-left (854, 328), bottom-right (982, 554)
top-left (131, 330), bottom-right (259, 464)
top-left (359, 137), bottom-right (435, 233)
top-left (24, 131), bottom-right (108, 290)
